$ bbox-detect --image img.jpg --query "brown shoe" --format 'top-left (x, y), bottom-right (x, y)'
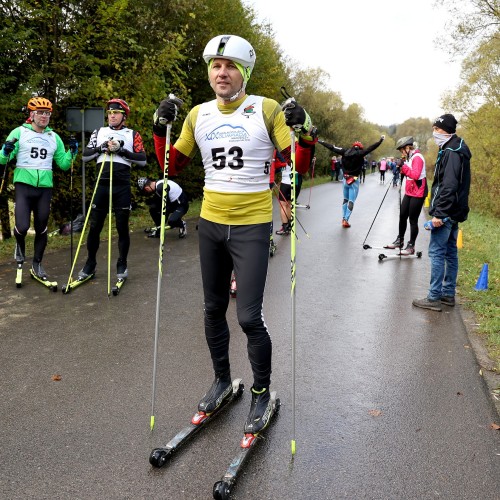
top-left (440, 296), bottom-right (456, 306)
top-left (412, 297), bottom-right (442, 312)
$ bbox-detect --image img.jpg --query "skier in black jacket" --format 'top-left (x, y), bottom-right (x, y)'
top-left (318, 135), bottom-right (384, 227)
top-left (413, 113), bottom-right (471, 312)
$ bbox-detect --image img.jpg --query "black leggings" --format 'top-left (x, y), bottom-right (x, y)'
top-left (86, 183), bottom-right (131, 265)
top-left (198, 218), bottom-right (272, 389)
top-left (399, 194), bottom-right (425, 245)
top-left (149, 192), bottom-right (189, 229)
top-left (14, 182), bottom-right (52, 262)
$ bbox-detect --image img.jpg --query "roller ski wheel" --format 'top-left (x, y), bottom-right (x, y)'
top-left (213, 481), bottom-right (231, 500)
top-left (149, 379), bottom-right (244, 469)
top-left (30, 269), bottom-right (58, 292)
top-left (149, 448), bottom-right (171, 468)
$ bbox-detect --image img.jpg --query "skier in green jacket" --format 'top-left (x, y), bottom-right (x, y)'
top-left (0, 96), bottom-right (77, 281)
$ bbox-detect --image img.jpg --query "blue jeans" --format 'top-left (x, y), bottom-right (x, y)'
top-left (427, 220), bottom-right (459, 300)
top-left (342, 178), bottom-right (360, 221)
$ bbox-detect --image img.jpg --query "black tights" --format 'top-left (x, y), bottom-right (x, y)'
top-left (14, 183), bottom-right (52, 262)
top-left (399, 194), bottom-right (425, 245)
top-left (198, 219), bottom-right (272, 389)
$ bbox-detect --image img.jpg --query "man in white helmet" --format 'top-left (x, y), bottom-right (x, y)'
top-left (153, 34), bottom-right (317, 435)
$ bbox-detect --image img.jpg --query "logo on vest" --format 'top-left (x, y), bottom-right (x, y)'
top-left (205, 124), bottom-right (250, 143)
top-left (241, 103), bottom-right (256, 118)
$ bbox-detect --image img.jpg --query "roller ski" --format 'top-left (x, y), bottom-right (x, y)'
top-left (269, 239), bottom-right (277, 257)
top-left (30, 263), bottom-right (58, 292)
top-left (379, 249), bottom-right (423, 261)
top-left (62, 261), bottom-right (95, 294)
top-left (213, 389), bottom-right (280, 500)
top-left (149, 378), bottom-right (244, 468)
top-left (112, 260), bottom-right (128, 296)
top-left (145, 225), bottom-right (171, 238)
top-left (14, 244), bottom-right (24, 288)
top-left (230, 272), bottom-right (237, 298)
top-left (112, 278), bottom-right (126, 296)
top-left (15, 263), bottom-right (23, 288)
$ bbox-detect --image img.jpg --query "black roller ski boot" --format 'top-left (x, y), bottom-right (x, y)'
top-left (116, 258), bottom-right (128, 280)
top-left (30, 262), bottom-right (58, 292)
top-left (244, 386), bottom-right (273, 434)
top-left (112, 258), bottom-right (128, 296)
top-left (78, 259), bottom-right (97, 280)
top-left (198, 375), bottom-right (233, 414)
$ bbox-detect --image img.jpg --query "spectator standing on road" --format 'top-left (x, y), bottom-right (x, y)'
top-left (413, 114), bottom-right (471, 312)
top-left (79, 99), bottom-right (147, 281)
top-left (153, 34), bottom-right (317, 434)
top-left (318, 136), bottom-right (385, 227)
top-left (360, 158), bottom-right (367, 184)
top-left (385, 136), bottom-right (427, 255)
top-left (0, 97), bottom-right (77, 281)
top-left (137, 177), bottom-right (188, 238)
top-left (330, 156), bottom-right (336, 181)
top-left (379, 157), bottom-right (387, 184)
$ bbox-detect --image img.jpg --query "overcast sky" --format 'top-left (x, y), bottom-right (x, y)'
top-left (243, 0), bottom-right (463, 125)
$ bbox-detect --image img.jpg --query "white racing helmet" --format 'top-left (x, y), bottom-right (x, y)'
top-left (203, 35), bottom-right (256, 84)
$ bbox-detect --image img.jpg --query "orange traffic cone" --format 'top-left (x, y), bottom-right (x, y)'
top-left (474, 263), bottom-right (489, 291)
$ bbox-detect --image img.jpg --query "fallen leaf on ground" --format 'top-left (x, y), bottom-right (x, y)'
top-left (368, 409), bottom-right (382, 417)
top-left (51, 374), bottom-right (62, 381)
top-left (491, 423), bottom-right (500, 430)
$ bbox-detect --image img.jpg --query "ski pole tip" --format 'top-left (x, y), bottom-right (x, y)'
top-left (291, 440), bottom-right (296, 455)
top-left (150, 416), bottom-right (155, 431)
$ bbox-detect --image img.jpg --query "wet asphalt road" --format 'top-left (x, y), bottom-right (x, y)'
top-left (1, 173), bottom-right (499, 500)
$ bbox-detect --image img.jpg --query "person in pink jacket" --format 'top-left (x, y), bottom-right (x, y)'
top-left (385, 136), bottom-right (427, 255)
top-left (378, 157), bottom-right (387, 184)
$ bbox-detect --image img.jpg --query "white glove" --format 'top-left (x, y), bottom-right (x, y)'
top-left (381, 135), bottom-right (386, 140)
top-left (108, 140), bottom-right (121, 152)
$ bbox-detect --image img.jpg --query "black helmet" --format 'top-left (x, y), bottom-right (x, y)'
top-left (137, 177), bottom-right (151, 191)
top-left (395, 136), bottom-right (414, 150)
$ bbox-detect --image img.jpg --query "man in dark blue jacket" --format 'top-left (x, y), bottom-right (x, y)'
top-left (413, 114), bottom-right (471, 311)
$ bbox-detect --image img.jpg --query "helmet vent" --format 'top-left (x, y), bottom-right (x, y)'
top-left (217, 36), bottom-right (231, 56)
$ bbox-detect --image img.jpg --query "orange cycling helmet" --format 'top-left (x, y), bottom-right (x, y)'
top-left (27, 97), bottom-right (53, 112)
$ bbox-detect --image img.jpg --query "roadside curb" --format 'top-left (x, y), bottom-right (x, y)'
top-left (461, 306), bottom-right (500, 419)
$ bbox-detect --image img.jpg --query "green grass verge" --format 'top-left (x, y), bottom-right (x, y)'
top-left (456, 211), bottom-right (500, 369)
top-left (1, 176), bottom-right (498, 370)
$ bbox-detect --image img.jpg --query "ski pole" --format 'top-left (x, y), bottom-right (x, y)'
top-left (107, 153), bottom-right (113, 296)
top-left (69, 140), bottom-right (75, 269)
top-left (304, 155), bottom-right (316, 209)
top-left (398, 172), bottom-right (402, 260)
top-left (63, 154), bottom-right (107, 291)
top-left (289, 126), bottom-right (300, 457)
top-left (150, 122), bottom-right (172, 431)
top-left (361, 181), bottom-right (392, 249)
